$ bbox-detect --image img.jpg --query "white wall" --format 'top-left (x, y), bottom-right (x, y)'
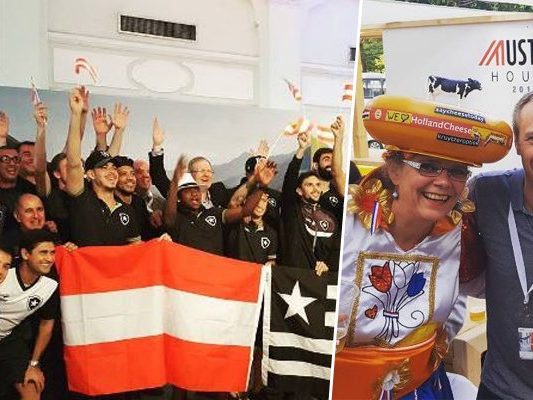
top-left (383, 19), bottom-right (532, 173)
top-left (48, 0), bottom-right (258, 56)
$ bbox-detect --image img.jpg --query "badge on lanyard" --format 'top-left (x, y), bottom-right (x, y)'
top-left (519, 303), bottom-right (533, 360)
top-left (508, 205), bottom-right (533, 360)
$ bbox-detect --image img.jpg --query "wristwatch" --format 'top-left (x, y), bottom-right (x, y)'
top-left (29, 360), bottom-right (40, 368)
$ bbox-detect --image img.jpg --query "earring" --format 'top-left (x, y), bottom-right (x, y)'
top-left (392, 189), bottom-right (399, 199)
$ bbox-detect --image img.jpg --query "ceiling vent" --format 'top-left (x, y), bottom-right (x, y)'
top-left (119, 15), bottom-right (196, 41)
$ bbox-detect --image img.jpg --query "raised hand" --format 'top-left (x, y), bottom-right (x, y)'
top-left (91, 107), bottom-right (112, 136)
top-left (315, 261), bottom-right (329, 276)
top-left (331, 115), bottom-right (344, 140)
top-left (0, 111), bottom-right (10, 141)
top-left (112, 103), bottom-right (130, 130)
top-left (33, 103), bottom-right (48, 127)
top-left (254, 139), bottom-right (270, 158)
top-left (297, 130), bottom-right (311, 150)
top-left (152, 117), bottom-right (165, 150)
top-left (69, 87), bottom-right (84, 115)
top-left (256, 159), bottom-right (278, 187)
top-left (171, 154), bottom-right (188, 184)
top-left (79, 86), bottom-right (90, 114)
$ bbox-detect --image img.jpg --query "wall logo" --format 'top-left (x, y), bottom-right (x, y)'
top-left (479, 38), bottom-right (532, 93)
top-left (479, 39), bottom-right (533, 66)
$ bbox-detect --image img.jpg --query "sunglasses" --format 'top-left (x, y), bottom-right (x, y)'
top-left (0, 155), bottom-right (21, 164)
top-left (402, 159), bottom-right (471, 182)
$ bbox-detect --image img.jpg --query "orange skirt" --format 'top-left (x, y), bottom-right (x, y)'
top-left (332, 333), bottom-right (438, 400)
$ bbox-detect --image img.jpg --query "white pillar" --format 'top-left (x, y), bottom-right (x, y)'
top-left (253, 0), bottom-right (307, 110)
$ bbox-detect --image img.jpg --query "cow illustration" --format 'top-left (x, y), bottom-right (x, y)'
top-left (428, 76), bottom-right (482, 100)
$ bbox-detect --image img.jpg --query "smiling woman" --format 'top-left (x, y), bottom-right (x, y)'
top-left (333, 95), bottom-right (513, 399)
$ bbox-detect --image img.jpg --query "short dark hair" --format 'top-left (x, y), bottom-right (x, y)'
top-left (114, 156), bottom-right (134, 168)
top-left (19, 229), bottom-right (57, 254)
top-left (312, 147), bottom-right (333, 164)
top-left (0, 241), bottom-right (13, 257)
top-left (297, 171), bottom-right (320, 188)
top-left (49, 152), bottom-right (67, 172)
top-left (16, 141), bottom-right (35, 151)
top-left (245, 155), bottom-right (265, 174)
top-left (0, 144), bottom-right (17, 152)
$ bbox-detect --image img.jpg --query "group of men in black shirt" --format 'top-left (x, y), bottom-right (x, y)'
top-left (0, 86), bottom-right (346, 400)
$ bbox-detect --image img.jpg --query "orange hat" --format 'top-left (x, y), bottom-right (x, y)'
top-left (362, 95), bottom-right (512, 167)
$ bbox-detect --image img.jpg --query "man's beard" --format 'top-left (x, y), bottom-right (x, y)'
top-left (317, 166), bottom-right (332, 181)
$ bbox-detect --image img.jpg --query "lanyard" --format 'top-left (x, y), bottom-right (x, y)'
top-left (508, 204), bottom-right (533, 305)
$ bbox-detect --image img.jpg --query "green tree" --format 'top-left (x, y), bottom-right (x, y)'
top-left (360, 38), bottom-right (385, 72)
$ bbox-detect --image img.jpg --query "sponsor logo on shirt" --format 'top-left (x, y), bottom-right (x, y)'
top-left (28, 295), bottom-right (42, 311)
top-left (119, 213), bottom-right (130, 226)
top-left (268, 198), bottom-right (277, 207)
top-left (205, 216), bottom-right (217, 227)
top-left (261, 237), bottom-right (271, 249)
top-left (329, 196), bottom-right (338, 206)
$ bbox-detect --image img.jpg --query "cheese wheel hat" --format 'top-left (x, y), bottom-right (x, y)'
top-left (362, 95), bottom-right (512, 166)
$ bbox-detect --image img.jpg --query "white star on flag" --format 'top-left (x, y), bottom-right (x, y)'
top-left (277, 281), bottom-right (317, 324)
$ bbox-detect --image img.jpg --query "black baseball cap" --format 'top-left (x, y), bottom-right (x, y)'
top-left (84, 150), bottom-right (117, 171)
top-left (245, 155), bottom-right (266, 174)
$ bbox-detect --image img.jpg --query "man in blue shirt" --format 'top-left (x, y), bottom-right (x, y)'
top-left (470, 91), bottom-right (533, 399)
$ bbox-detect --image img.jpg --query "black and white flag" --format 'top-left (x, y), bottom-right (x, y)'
top-left (262, 265), bottom-right (337, 398)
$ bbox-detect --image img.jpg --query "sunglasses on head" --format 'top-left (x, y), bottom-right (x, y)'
top-left (402, 159), bottom-right (471, 182)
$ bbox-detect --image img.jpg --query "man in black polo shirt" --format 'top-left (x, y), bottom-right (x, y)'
top-left (279, 129), bottom-right (338, 275)
top-left (164, 154), bottom-right (271, 256)
top-left (0, 145), bottom-right (36, 233)
top-left (0, 230), bottom-right (60, 400)
top-left (165, 172), bottom-right (238, 256)
top-left (226, 192), bottom-right (278, 264)
top-left (312, 149), bottom-right (342, 223)
top-left (228, 155), bottom-right (282, 231)
top-left (114, 156), bottom-right (157, 240)
top-left (65, 88), bottom-right (140, 247)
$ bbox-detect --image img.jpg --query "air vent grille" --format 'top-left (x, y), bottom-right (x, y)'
top-left (119, 15), bottom-right (196, 41)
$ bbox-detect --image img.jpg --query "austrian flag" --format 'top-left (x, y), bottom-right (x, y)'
top-left (55, 240), bottom-right (264, 396)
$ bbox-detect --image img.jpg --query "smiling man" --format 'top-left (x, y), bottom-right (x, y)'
top-left (0, 230), bottom-right (59, 400)
top-left (65, 88), bottom-right (140, 247)
top-left (469, 91), bottom-right (533, 400)
top-left (279, 129), bottom-right (338, 276)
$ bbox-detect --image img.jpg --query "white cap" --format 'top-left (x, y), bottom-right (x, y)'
top-left (177, 173), bottom-right (200, 192)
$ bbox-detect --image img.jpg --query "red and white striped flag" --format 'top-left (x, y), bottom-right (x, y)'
top-left (283, 78), bottom-right (302, 102)
top-left (74, 57), bottom-right (99, 83)
top-left (30, 78), bottom-right (41, 105)
top-left (56, 240), bottom-right (264, 396)
top-left (342, 83), bottom-right (353, 102)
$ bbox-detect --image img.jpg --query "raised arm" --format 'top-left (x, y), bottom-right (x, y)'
top-left (65, 88), bottom-right (85, 195)
top-left (163, 155), bottom-right (188, 229)
top-left (282, 128), bottom-right (311, 208)
top-left (79, 86), bottom-right (89, 142)
top-left (108, 103), bottom-right (130, 156)
top-left (149, 117), bottom-right (171, 197)
top-left (0, 111), bottom-right (8, 147)
top-left (331, 115), bottom-right (346, 197)
top-left (228, 159), bottom-right (278, 209)
top-left (91, 107), bottom-right (113, 152)
top-left (34, 102), bottom-right (51, 197)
